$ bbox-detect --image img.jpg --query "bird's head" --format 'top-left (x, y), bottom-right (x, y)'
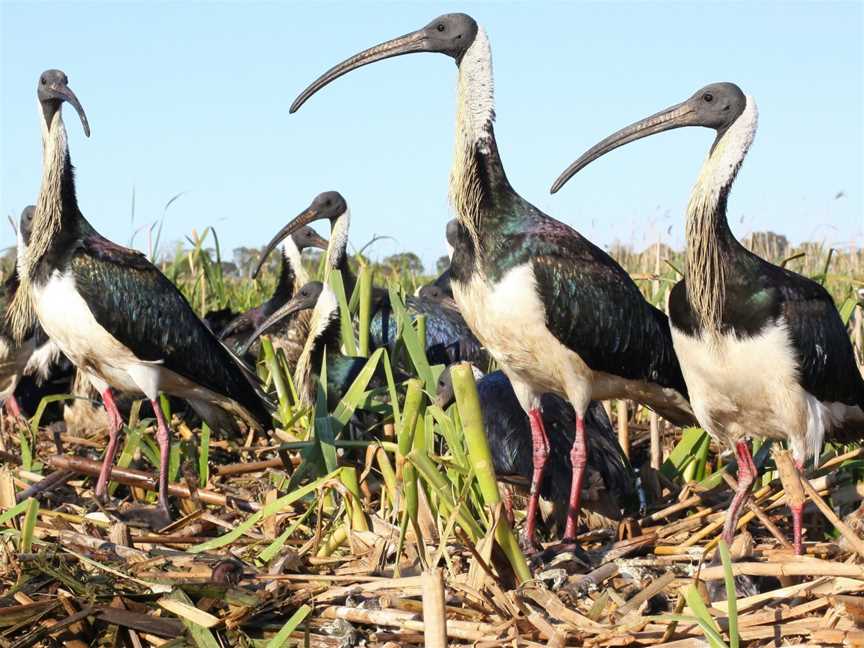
top-left (292, 225), bottom-right (329, 253)
top-left (252, 191), bottom-right (347, 278)
top-left (418, 284), bottom-right (445, 301)
top-left (239, 281), bottom-right (326, 355)
top-left (19, 205), bottom-right (36, 247)
top-left (551, 82), bottom-right (747, 193)
top-left (37, 69), bottom-right (90, 137)
top-left (434, 366), bottom-right (455, 410)
top-left (290, 13), bottom-right (479, 113)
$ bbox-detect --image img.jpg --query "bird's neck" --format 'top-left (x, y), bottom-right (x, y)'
top-left (266, 255), bottom-right (296, 317)
top-left (9, 112), bottom-right (79, 341)
top-left (325, 210), bottom-right (350, 278)
top-left (326, 211), bottom-right (357, 296)
top-left (685, 96), bottom-right (758, 336)
top-left (28, 113), bottom-right (80, 280)
top-left (280, 237), bottom-right (307, 296)
top-left (293, 291), bottom-right (340, 405)
top-left (449, 28), bottom-right (515, 255)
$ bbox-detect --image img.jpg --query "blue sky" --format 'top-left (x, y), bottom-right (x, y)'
top-left (2, 2), bottom-right (861, 271)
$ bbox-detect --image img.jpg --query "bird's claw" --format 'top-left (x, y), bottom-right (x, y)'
top-left (529, 539), bottom-right (592, 572)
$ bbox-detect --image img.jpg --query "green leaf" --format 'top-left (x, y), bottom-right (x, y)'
top-left (265, 604), bottom-right (312, 648)
top-left (188, 469), bottom-right (340, 553)
top-left (198, 423), bottom-right (210, 488)
top-left (684, 584), bottom-right (728, 648)
top-left (19, 498), bottom-right (39, 552)
top-left (718, 540), bottom-right (739, 648)
top-left (387, 284), bottom-right (434, 391)
top-left (258, 506), bottom-right (314, 564)
top-left (18, 427), bottom-right (32, 473)
top-left (328, 270), bottom-right (357, 356)
top-left (330, 348), bottom-right (384, 430)
top-left (167, 588), bottom-right (220, 648)
top-left (838, 298), bottom-right (857, 326)
top-left (661, 427), bottom-right (708, 482)
top-left (110, 426), bottom-right (141, 496)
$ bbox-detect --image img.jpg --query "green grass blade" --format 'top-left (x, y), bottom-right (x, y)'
top-left (661, 427), bottom-right (708, 481)
top-left (0, 498), bottom-right (31, 526)
top-left (265, 604), bottom-right (312, 648)
top-left (166, 589), bottom-right (220, 648)
top-left (328, 270), bottom-right (357, 356)
top-left (198, 422), bottom-right (210, 488)
top-left (20, 498), bottom-right (38, 552)
top-left (189, 469), bottom-right (340, 553)
top-left (330, 348), bottom-right (384, 430)
top-left (684, 584), bottom-right (728, 648)
top-left (718, 540), bottom-right (739, 648)
top-left (387, 284), bottom-right (434, 390)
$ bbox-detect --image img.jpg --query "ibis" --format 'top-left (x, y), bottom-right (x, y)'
top-left (214, 225), bottom-right (328, 362)
top-left (0, 206), bottom-right (68, 419)
top-left (243, 281), bottom-right (388, 409)
top-left (253, 191), bottom-right (485, 368)
top-left (289, 14), bottom-right (694, 553)
top-left (11, 70), bottom-right (273, 526)
top-left (551, 82), bottom-right (864, 554)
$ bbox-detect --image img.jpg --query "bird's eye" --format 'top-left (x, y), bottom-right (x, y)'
top-left (40, 77), bottom-right (47, 86)
top-left (703, 92), bottom-right (714, 103)
top-left (436, 23), bottom-right (445, 32)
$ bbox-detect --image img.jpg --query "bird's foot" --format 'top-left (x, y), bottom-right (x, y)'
top-left (519, 529), bottom-right (544, 556)
top-left (705, 566), bottom-right (758, 603)
top-left (529, 539), bottom-right (592, 572)
top-left (117, 504), bottom-right (173, 531)
top-left (705, 540), bottom-right (758, 603)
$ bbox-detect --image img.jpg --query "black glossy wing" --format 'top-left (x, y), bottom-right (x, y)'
top-left (71, 234), bottom-right (272, 426)
top-left (526, 225), bottom-right (686, 394)
top-left (774, 267), bottom-right (864, 408)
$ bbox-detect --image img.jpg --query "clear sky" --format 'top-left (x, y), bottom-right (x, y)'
top-left (2, 2), bottom-right (861, 271)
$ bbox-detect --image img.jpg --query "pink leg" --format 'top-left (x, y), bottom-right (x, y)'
top-left (5, 395), bottom-right (21, 419)
top-left (721, 440), bottom-right (757, 547)
top-left (523, 408), bottom-right (550, 548)
top-left (791, 458), bottom-right (805, 555)
top-left (95, 389), bottom-right (124, 499)
top-left (563, 415), bottom-right (588, 541)
top-left (150, 399), bottom-right (172, 517)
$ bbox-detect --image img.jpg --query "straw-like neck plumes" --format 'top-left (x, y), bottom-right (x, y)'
top-left (281, 236), bottom-right (308, 291)
top-left (685, 95), bottom-right (758, 337)
top-left (293, 285), bottom-right (340, 406)
top-left (449, 27), bottom-right (496, 251)
top-left (324, 209), bottom-right (350, 279)
top-left (9, 107), bottom-right (77, 341)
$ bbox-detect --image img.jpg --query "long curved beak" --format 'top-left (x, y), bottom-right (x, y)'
top-left (238, 295), bottom-right (314, 356)
top-left (550, 101), bottom-right (695, 194)
top-left (290, 29), bottom-right (429, 114)
top-left (57, 85), bottom-right (90, 137)
top-left (218, 309), bottom-right (256, 341)
top-left (308, 231), bottom-right (329, 251)
top-left (252, 206), bottom-right (321, 279)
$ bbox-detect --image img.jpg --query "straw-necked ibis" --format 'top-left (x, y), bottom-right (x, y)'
top-left (12, 70), bottom-right (273, 526)
top-left (288, 14), bottom-right (694, 553)
top-left (552, 82), bottom-right (864, 554)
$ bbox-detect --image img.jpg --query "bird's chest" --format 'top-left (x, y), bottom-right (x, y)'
top-left (32, 272), bottom-right (139, 386)
top-left (452, 264), bottom-right (574, 393)
top-left (670, 320), bottom-right (806, 443)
